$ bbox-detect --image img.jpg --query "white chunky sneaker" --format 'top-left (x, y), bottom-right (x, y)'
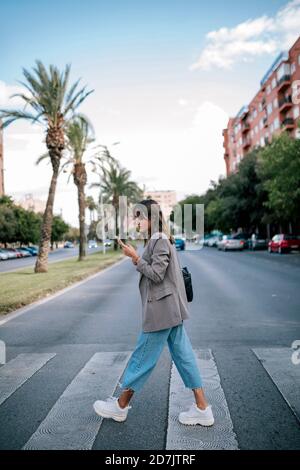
top-left (179, 403), bottom-right (214, 426)
top-left (93, 396), bottom-right (132, 422)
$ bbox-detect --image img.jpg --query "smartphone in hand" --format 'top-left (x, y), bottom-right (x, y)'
top-left (117, 237), bottom-right (126, 247)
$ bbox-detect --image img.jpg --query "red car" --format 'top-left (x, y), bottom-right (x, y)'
top-left (268, 234), bottom-right (300, 254)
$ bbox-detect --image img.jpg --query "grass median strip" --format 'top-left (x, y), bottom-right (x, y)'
top-left (0, 249), bottom-right (125, 316)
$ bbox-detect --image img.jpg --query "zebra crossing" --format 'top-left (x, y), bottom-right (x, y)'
top-left (0, 347), bottom-right (299, 450)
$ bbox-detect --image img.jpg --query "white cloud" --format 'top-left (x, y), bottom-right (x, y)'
top-left (0, 81), bottom-right (27, 107)
top-left (191, 0), bottom-right (300, 70)
top-left (178, 98), bottom-right (189, 107)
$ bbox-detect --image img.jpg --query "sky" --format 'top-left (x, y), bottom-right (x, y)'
top-left (1, 0), bottom-right (300, 227)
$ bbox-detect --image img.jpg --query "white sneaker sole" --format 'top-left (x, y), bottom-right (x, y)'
top-left (93, 403), bottom-right (127, 422)
top-left (179, 416), bottom-right (215, 426)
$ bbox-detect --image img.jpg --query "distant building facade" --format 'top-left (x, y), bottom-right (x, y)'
top-left (143, 190), bottom-right (177, 219)
top-left (223, 36), bottom-right (300, 176)
top-left (17, 193), bottom-right (46, 214)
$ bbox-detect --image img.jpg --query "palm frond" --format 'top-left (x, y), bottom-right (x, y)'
top-left (35, 153), bottom-right (50, 165)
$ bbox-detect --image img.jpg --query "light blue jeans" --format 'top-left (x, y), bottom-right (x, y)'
top-left (118, 322), bottom-right (203, 392)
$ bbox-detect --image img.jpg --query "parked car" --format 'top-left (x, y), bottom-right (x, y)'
top-left (218, 235), bottom-right (244, 251)
top-left (204, 235), bottom-right (214, 247)
top-left (104, 239), bottom-right (112, 247)
top-left (17, 248), bottom-right (32, 257)
top-left (0, 249), bottom-right (9, 260)
top-left (88, 240), bottom-right (98, 248)
top-left (268, 234), bottom-right (300, 254)
top-left (64, 241), bottom-right (75, 248)
top-left (6, 248), bottom-right (23, 258)
top-left (207, 236), bottom-right (220, 247)
top-left (1, 249), bottom-right (16, 259)
top-left (249, 234), bottom-right (268, 250)
top-left (232, 232), bottom-right (251, 249)
top-left (23, 246), bottom-right (38, 256)
top-left (174, 236), bottom-right (186, 251)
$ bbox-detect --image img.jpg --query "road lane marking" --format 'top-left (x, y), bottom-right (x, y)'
top-left (252, 348), bottom-right (300, 423)
top-left (0, 353), bottom-right (56, 406)
top-left (166, 349), bottom-right (239, 450)
top-left (23, 351), bottom-right (131, 450)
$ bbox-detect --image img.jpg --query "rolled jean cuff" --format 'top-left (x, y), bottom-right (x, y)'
top-left (118, 380), bottom-right (134, 391)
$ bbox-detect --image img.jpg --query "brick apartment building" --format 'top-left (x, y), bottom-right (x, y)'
top-left (223, 36), bottom-right (300, 176)
top-left (143, 190), bottom-right (177, 219)
top-left (0, 120), bottom-right (4, 197)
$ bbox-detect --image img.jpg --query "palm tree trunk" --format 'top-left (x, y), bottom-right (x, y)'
top-left (77, 183), bottom-right (86, 261)
top-left (34, 158), bottom-right (60, 273)
top-left (73, 163), bottom-right (87, 261)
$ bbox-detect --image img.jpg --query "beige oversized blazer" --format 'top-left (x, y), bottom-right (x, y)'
top-left (135, 232), bottom-right (190, 332)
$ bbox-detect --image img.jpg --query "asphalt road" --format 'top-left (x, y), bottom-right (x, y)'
top-left (0, 245), bottom-right (107, 273)
top-left (0, 245), bottom-right (299, 450)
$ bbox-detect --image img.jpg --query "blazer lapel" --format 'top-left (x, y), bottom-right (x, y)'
top-left (138, 241), bottom-right (152, 286)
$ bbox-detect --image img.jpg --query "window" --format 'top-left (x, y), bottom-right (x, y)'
top-left (270, 122), bottom-right (274, 133)
top-left (274, 117), bottom-right (280, 130)
top-left (291, 63), bottom-right (296, 74)
top-left (277, 63), bottom-right (291, 81)
top-left (272, 78), bottom-right (277, 89)
top-left (255, 125), bottom-right (258, 134)
top-left (267, 102), bottom-right (273, 115)
top-left (294, 106), bottom-right (300, 119)
top-left (259, 119), bottom-right (264, 130)
top-left (273, 98), bottom-right (278, 108)
top-left (298, 55), bottom-right (300, 66)
top-left (260, 136), bottom-right (265, 147)
top-left (259, 103), bottom-right (262, 112)
top-left (267, 85), bottom-right (271, 95)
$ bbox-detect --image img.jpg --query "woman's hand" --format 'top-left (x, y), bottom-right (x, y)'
top-left (118, 240), bottom-right (140, 264)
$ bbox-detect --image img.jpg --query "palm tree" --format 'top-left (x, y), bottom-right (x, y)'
top-left (0, 61), bottom-right (93, 272)
top-left (85, 195), bottom-right (97, 224)
top-left (61, 115), bottom-right (95, 261)
top-left (90, 159), bottom-right (143, 250)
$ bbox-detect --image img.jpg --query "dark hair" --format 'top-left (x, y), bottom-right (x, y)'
top-left (133, 199), bottom-right (175, 246)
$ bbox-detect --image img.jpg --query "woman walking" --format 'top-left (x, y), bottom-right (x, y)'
top-left (93, 199), bottom-right (214, 426)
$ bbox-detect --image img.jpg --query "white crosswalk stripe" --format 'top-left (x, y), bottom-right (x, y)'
top-left (23, 351), bottom-right (131, 450)
top-left (166, 349), bottom-right (239, 450)
top-left (0, 353), bottom-right (56, 406)
top-left (0, 347), bottom-right (298, 449)
top-left (252, 348), bottom-right (300, 423)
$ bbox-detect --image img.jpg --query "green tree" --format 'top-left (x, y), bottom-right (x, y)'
top-left (0, 61), bottom-right (93, 272)
top-left (60, 115), bottom-right (95, 260)
top-left (257, 133), bottom-right (300, 230)
top-left (51, 215), bottom-right (70, 249)
top-left (90, 159), bottom-right (143, 250)
top-left (0, 205), bottom-right (17, 246)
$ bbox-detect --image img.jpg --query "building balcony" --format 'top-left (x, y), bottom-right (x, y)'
top-left (278, 95), bottom-right (292, 112)
top-left (281, 117), bottom-right (295, 130)
top-left (241, 122), bottom-right (250, 133)
top-left (242, 138), bottom-right (252, 149)
top-left (277, 75), bottom-right (291, 92)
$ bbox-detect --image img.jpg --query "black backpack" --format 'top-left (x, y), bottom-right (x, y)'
top-left (181, 266), bottom-right (193, 302)
top-left (152, 237), bottom-right (193, 302)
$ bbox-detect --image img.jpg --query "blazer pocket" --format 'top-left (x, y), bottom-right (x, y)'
top-left (153, 287), bottom-right (173, 301)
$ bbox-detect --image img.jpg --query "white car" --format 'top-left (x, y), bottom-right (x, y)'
top-left (218, 235), bottom-right (244, 251)
top-left (88, 240), bottom-right (98, 248)
top-left (0, 249), bottom-right (9, 260)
